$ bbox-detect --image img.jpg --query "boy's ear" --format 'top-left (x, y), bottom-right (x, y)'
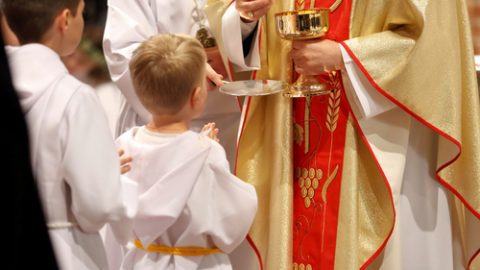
top-left (55, 9), bottom-right (71, 33)
top-left (190, 86), bottom-right (202, 108)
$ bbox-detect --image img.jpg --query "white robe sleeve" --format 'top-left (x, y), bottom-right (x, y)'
top-left (339, 44), bottom-right (396, 119)
top-left (205, 143), bottom-right (258, 253)
top-left (103, 0), bottom-right (158, 124)
top-left (60, 86), bottom-right (138, 236)
top-left (222, 4), bottom-right (260, 71)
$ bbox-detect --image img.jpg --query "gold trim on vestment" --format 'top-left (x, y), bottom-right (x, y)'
top-left (345, 0), bottom-right (480, 267)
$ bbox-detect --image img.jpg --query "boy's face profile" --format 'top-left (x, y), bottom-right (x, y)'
top-left (61, 0), bottom-right (85, 56)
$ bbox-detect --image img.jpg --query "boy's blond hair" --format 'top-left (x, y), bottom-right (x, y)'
top-left (130, 34), bottom-right (206, 115)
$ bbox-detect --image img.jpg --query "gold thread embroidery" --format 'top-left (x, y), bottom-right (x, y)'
top-left (303, 97), bottom-right (312, 154)
top-left (321, 165), bottom-right (339, 204)
top-left (293, 263), bottom-right (313, 270)
top-left (320, 71), bottom-right (342, 251)
top-left (326, 82), bottom-right (341, 133)
top-left (298, 167), bottom-right (324, 208)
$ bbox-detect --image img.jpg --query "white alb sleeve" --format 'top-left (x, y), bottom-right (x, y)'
top-left (103, 0), bottom-right (159, 124)
top-left (339, 44), bottom-right (396, 119)
top-left (222, 4), bottom-right (260, 72)
top-left (61, 87), bottom-right (138, 234)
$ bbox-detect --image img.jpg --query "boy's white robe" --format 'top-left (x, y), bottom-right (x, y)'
top-left (116, 128), bottom-right (258, 270)
top-left (6, 44), bottom-right (138, 270)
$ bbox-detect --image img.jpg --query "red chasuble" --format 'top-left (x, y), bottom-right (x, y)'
top-left (292, 1), bottom-right (352, 269)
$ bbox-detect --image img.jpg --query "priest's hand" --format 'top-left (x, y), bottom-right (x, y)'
top-left (206, 63), bottom-right (224, 91)
top-left (118, 149), bottom-right (133, 174)
top-left (202, 122), bottom-right (220, 142)
top-left (291, 39), bottom-right (344, 75)
top-left (236, 0), bottom-right (272, 22)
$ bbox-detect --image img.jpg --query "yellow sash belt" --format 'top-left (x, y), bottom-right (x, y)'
top-left (134, 240), bottom-right (223, 256)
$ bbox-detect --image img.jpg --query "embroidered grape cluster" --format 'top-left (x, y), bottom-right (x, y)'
top-left (293, 262), bottom-right (313, 270)
top-left (297, 167), bottom-right (323, 208)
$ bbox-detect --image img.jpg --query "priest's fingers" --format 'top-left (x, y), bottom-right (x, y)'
top-left (236, 0), bottom-right (272, 20)
top-left (291, 49), bottom-right (317, 74)
top-left (236, 0), bottom-right (272, 12)
top-left (239, 7), bottom-right (269, 22)
top-left (294, 62), bottom-right (337, 75)
top-left (206, 63), bottom-right (223, 91)
top-left (292, 39), bottom-right (344, 74)
top-left (293, 64), bottom-right (310, 75)
top-left (251, 6), bottom-right (270, 21)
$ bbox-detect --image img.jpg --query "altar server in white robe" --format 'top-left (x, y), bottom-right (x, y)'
top-left (103, 0), bottom-right (261, 170)
top-left (116, 34), bottom-right (257, 270)
top-left (3, 1), bottom-right (138, 269)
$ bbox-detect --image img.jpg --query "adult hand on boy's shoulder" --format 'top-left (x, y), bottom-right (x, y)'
top-left (202, 122), bottom-right (220, 143)
top-left (118, 149), bottom-right (133, 174)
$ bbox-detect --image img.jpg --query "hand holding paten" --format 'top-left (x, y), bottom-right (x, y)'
top-left (236, 0), bottom-right (272, 22)
top-left (205, 63), bottom-right (224, 91)
top-left (292, 39), bottom-right (344, 75)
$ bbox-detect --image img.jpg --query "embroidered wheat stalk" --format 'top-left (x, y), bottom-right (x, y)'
top-left (321, 165), bottom-right (339, 204)
top-left (326, 80), bottom-right (341, 133)
top-left (321, 71), bottom-right (342, 251)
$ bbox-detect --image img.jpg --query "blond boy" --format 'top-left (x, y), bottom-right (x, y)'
top-left (115, 34), bottom-right (257, 270)
top-left (2, 0), bottom-right (138, 269)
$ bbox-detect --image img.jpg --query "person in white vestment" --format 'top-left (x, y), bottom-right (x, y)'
top-left (115, 34), bottom-right (258, 270)
top-left (103, 0), bottom-right (261, 170)
top-left (2, 0), bottom-right (139, 269)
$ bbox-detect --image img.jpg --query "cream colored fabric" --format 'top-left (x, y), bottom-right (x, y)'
top-left (226, 0), bottom-right (480, 269)
top-left (344, 0), bottom-right (480, 267)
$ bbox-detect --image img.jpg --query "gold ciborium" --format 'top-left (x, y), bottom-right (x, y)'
top-left (275, 8), bottom-right (330, 98)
